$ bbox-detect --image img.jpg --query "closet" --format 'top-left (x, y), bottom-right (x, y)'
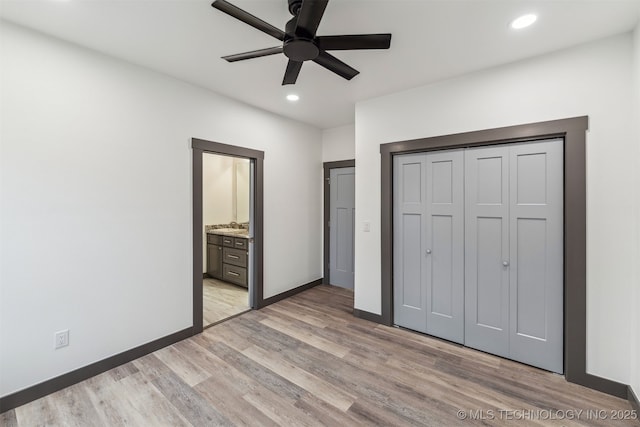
top-left (393, 139), bottom-right (563, 373)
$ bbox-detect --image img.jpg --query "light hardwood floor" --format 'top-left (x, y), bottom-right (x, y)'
top-left (3, 285), bottom-right (638, 426)
top-left (203, 278), bottom-right (249, 327)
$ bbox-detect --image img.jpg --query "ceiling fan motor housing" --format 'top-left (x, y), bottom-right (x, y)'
top-left (284, 16), bottom-right (319, 61)
top-left (283, 38), bottom-right (319, 61)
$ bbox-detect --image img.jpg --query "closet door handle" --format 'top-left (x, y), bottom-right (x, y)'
top-left (426, 249), bottom-right (432, 255)
top-left (503, 261), bottom-right (510, 267)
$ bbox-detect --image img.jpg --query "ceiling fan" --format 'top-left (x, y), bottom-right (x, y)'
top-left (211, 0), bottom-right (392, 85)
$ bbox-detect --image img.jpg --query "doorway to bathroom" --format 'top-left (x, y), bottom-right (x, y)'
top-left (192, 138), bottom-right (264, 333)
top-left (202, 153), bottom-right (250, 327)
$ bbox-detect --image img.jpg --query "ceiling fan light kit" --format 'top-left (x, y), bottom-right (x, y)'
top-left (211, 0), bottom-right (392, 85)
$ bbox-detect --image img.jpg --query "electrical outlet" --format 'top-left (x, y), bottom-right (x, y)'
top-left (55, 329), bottom-right (69, 349)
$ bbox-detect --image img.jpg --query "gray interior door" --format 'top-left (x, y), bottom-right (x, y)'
top-left (464, 145), bottom-right (511, 358)
top-left (393, 154), bottom-right (428, 332)
top-left (329, 167), bottom-right (355, 289)
top-left (424, 150), bottom-right (465, 343)
top-left (508, 140), bottom-right (563, 373)
top-left (393, 151), bottom-right (464, 342)
top-left (464, 140), bottom-right (564, 373)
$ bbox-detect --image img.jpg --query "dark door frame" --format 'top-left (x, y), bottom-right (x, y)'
top-left (192, 138), bottom-right (265, 334)
top-left (376, 116), bottom-right (627, 398)
top-left (323, 160), bottom-right (355, 284)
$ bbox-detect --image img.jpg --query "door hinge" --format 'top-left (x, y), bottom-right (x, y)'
top-left (328, 221), bottom-right (330, 227)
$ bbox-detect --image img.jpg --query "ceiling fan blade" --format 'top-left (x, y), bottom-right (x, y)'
top-left (222, 46), bottom-right (283, 62)
top-left (313, 51), bottom-right (359, 80)
top-left (211, 0), bottom-right (285, 41)
top-left (295, 0), bottom-right (329, 38)
top-left (316, 34), bottom-right (392, 51)
top-left (282, 60), bottom-right (303, 85)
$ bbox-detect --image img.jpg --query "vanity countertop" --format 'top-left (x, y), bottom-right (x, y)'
top-left (207, 228), bottom-right (249, 238)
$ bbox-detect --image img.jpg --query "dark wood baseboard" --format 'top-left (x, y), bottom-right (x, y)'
top-left (629, 386), bottom-right (640, 413)
top-left (258, 278), bottom-right (322, 308)
top-left (575, 373), bottom-right (629, 399)
top-left (0, 327), bottom-right (193, 413)
top-left (353, 308), bottom-right (385, 324)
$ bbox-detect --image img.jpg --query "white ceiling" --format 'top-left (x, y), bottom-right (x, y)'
top-left (1, 0), bottom-right (639, 129)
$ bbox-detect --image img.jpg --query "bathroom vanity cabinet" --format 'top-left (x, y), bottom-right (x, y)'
top-left (207, 233), bottom-right (248, 287)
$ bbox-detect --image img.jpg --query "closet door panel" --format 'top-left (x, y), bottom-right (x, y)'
top-left (425, 151), bottom-right (464, 343)
top-left (464, 146), bottom-right (510, 358)
top-left (393, 154), bottom-right (428, 333)
top-left (476, 217), bottom-right (506, 328)
top-left (430, 215), bottom-right (453, 316)
top-left (509, 139), bottom-right (564, 373)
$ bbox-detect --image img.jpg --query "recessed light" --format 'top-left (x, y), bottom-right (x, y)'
top-left (511, 14), bottom-right (537, 30)
top-left (286, 94), bottom-right (300, 102)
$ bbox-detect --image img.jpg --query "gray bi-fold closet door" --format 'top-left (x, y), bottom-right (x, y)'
top-left (393, 139), bottom-right (564, 374)
top-left (393, 150), bottom-right (465, 344)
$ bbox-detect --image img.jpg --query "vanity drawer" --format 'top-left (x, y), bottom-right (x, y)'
top-left (221, 236), bottom-right (235, 247)
top-left (223, 247), bottom-right (247, 268)
top-left (233, 237), bottom-right (248, 249)
top-left (223, 264), bottom-right (247, 287)
top-left (207, 234), bottom-right (222, 245)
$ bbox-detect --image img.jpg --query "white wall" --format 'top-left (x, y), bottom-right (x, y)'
top-left (202, 153), bottom-right (234, 273)
top-left (322, 124), bottom-right (355, 162)
top-left (631, 22), bottom-right (640, 401)
top-left (354, 33), bottom-right (637, 385)
top-left (0, 21), bottom-right (322, 397)
top-left (203, 153), bottom-right (235, 226)
top-left (235, 159), bottom-right (250, 224)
